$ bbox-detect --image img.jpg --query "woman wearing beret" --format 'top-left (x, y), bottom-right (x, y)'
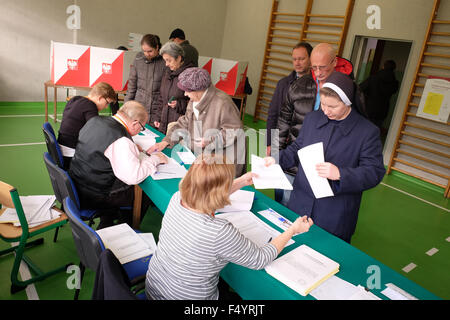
top-left (154, 41), bottom-right (194, 134)
top-left (265, 72), bottom-right (385, 243)
top-left (147, 68), bottom-right (246, 177)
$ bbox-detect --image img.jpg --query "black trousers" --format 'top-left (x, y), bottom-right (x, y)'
top-left (78, 185), bottom-right (152, 229)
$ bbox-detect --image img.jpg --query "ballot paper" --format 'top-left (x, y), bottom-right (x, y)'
top-left (151, 157), bottom-right (187, 180)
top-left (297, 142), bottom-right (334, 199)
top-left (0, 195), bottom-right (60, 227)
top-left (217, 210), bottom-right (294, 248)
top-left (132, 134), bottom-right (156, 151)
top-left (251, 154), bottom-right (293, 190)
top-left (96, 223), bottom-right (154, 264)
top-left (177, 151), bottom-right (197, 165)
top-left (216, 190), bottom-right (255, 213)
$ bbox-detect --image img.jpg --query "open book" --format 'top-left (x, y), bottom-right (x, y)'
top-left (265, 244), bottom-right (339, 296)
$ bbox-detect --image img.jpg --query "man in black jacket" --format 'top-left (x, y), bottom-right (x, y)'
top-left (266, 42), bottom-right (313, 158)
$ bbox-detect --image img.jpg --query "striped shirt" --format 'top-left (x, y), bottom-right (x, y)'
top-left (145, 191), bottom-right (278, 300)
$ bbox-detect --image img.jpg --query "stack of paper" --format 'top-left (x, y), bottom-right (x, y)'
top-left (216, 190), bottom-right (255, 213)
top-left (251, 155), bottom-right (293, 190)
top-left (0, 195), bottom-right (61, 228)
top-left (177, 149), bottom-right (197, 165)
top-left (96, 223), bottom-right (157, 264)
top-left (151, 158), bottom-right (187, 180)
top-left (310, 275), bottom-right (381, 300)
top-left (265, 244), bottom-right (340, 296)
top-left (217, 210), bottom-right (294, 248)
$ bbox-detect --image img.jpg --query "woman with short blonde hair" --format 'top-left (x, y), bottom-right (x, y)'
top-left (145, 153), bottom-right (313, 300)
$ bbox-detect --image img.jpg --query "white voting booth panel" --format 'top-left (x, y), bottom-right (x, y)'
top-left (50, 41), bottom-right (127, 91)
top-left (199, 56), bottom-right (248, 96)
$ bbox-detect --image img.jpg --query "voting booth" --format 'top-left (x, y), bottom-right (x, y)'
top-left (199, 56), bottom-right (248, 96)
top-left (50, 41), bottom-right (130, 91)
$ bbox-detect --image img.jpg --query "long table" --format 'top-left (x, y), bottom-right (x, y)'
top-left (138, 126), bottom-right (440, 300)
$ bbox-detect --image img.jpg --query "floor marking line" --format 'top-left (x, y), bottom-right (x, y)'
top-left (402, 263), bottom-right (417, 273)
top-left (11, 242), bottom-right (40, 300)
top-left (0, 142), bottom-right (45, 147)
top-left (380, 182), bottom-right (449, 213)
top-left (425, 248), bottom-right (439, 256)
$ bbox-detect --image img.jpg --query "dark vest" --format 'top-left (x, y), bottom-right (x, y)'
top-left (69, 116), bottom-right (132, 196)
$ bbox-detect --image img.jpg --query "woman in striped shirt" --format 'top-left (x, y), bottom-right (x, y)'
top-left (145, 154), bottom-right (313, 300)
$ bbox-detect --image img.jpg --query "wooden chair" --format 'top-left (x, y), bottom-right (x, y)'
top-left (0, 180), bottom-right (71, 294)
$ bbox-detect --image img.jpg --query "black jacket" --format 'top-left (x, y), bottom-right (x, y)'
top-left (277, 72), bottom-right (316, 175)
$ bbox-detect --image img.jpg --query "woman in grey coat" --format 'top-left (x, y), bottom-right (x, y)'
top-left (125, 34), bottom-right (166, 126)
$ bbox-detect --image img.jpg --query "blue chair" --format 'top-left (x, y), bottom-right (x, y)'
top-left (43, 122), bottom-right (65, 169)
top-left (43, 152), bottom-right (97, 226)
top-left (63, 196), bottom-right (151, 300)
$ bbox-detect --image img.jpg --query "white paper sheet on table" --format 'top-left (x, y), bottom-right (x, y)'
top-left (216, 190), bottom-right (255, 213)
top-left (177, 151), bottom-right (197, 165)
top-left (297, 142), bottom-right (334, 199)
top-left (151, 157), bottom-right (187, 180)
top-left (251, 154), bottom-right (293, 190)
top-left (132, 134), bottom-right (156, 151)
top-left (217, 210), bottom-right (294, 248)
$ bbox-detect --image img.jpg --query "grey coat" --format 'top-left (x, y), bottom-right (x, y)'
top-left (163, 86), bottom-right (245, 176)
top-left (125, 52), bottom-right (166, 124)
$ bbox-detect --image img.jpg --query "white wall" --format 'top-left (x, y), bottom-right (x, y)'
top-left (0, 0), bottom-right (227, 101)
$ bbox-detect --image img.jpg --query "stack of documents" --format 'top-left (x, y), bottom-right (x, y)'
top-left (151, 157), bottom-right (187, 180)
top-left (265, 244), bottom-right (340, 296)
top-left (251, 155), bottom-right (293, 190)
top-left (0, 195), bottom-right (61, 228)
top-left (217, 210), bottom-right (294, 248)
top-left (96, 223), bottom-right (157, 264)
top-left (310, 275), bottom-right (381, 300)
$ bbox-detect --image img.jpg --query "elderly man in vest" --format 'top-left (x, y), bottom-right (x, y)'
top-left (69, 101), bottom-right (167, 229)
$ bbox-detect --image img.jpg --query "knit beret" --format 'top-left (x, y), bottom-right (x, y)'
top-left (177, 67), bottom-right (212, 92)
top-left (322, 71), bottom-right (354, 105)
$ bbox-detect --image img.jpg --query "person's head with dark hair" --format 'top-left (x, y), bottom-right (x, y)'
top-left (169, 28), bottom-right (186, 44)
top-left (292, 42), bottom-right (313, 77)
top-left (116, 46), bottom-right (128, 51)
top-left (383, 60), bottom-right (396, 71)
top-left (140, 34), bottom-right (161, 61)
top-left (294, 42), bottom-right (313, 57)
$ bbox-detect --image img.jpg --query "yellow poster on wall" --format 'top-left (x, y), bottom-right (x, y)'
top-left (416, 77), bottom-right (450, 123)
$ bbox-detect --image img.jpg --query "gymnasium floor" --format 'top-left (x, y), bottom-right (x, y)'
top-left (0, 102), bottom-right (448, 300)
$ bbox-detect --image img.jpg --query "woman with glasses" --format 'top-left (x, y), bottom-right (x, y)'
top-left (154, 41), bottom-right (194, 134)
top-left (125, 34), bottom-right (166, 128)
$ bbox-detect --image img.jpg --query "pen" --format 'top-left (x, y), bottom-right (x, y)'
top-left (267, 237), bottom-right (272, 243)
top-left (278, 217), bottom-right (292, 227)
top-left (156, 171), bottom-right (176, 174)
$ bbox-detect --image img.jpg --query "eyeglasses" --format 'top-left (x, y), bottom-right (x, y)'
top-left (311, 57), bottom-right (335, 72)
top-left (138, 121), bottom-right (146, 132)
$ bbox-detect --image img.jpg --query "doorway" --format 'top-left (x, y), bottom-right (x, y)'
top-left (350, 36), bottom-right (412, 144)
